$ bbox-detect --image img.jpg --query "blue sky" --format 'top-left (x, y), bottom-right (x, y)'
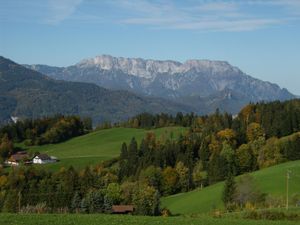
top-left (1, 0), bottom-right (300, 94)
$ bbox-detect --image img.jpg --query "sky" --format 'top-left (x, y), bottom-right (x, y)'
top-left (0, 0), bottom-right (300, 95)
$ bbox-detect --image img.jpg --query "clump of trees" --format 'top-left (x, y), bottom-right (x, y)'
top-left (0, 134), bottom-right (14, 163)
top-left (222, 174), bottom-right (266, 211)
top-left (0, 115), bottom-right (92, 146)
top-left (244, 210), bottom-right (300, 221)
top-left (0, 165), bottom-right (160, 215)
top-left (0, 115), bottom-right (92, 163)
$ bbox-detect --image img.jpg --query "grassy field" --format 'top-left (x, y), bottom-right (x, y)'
top-left (21, 127), bottom-right (186, 170)
top-left (162, 160), bottom-right (300, 215)
top-left (0, 214), bottom-right (299, 225)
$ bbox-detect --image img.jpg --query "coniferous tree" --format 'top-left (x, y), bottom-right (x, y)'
top-left (80, 197), bottom-right (89, 213)
top-left (86, 191), bottom-right (104, 213)
top-left (222, 173), bottom-right (236, 211)
top-left (208, 153), bottom-right (226, 184)
top-left (2, 190), bottom-right (18, 213)
top-left (128, 138), bottom-right (138, 175)
top-left (119, 142), bottom-right (129, 180)
top-left (71, 192), bottom-right (81, 213)
top-left (0, 134), bottom-right (14, 163)
top-left (103, 195), bottom-right (113, 213)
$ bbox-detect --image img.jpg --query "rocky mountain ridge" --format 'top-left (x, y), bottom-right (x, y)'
top-left (25, 55), bottom-right (295, 109)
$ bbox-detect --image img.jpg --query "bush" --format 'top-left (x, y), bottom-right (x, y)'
top-left (161, 208), bottom-right (172, 217)
top-left (291, 194), bottom-right (300, 207)
top-left (264, 195), bottom-right (285, 208)
top-left (243, 210), bottom-right (300, 221)
top-left (20, 203), bottom-right (49, 214)
top-left (133, 184), bottom-right (160, 216)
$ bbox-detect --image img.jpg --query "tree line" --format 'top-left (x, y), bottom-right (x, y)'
top-left (0, 164), bottom-right (160, 215)
top-left (0, 115), bottom-right (92, 145)
top-left (0, 115), bottom-right (92, 163)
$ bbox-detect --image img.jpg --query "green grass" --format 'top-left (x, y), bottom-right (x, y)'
top-left (0, 214), bottom-right (298, 225)
top-left (162, 160), bottom-right (300, 215)
top-left (20, 127), bottom-right (186, 170)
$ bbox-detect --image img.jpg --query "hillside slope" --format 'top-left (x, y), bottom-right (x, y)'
top-left (22, 127), bottom-right (186, 170)
top-left (162, 160), bottom-right (300, 214)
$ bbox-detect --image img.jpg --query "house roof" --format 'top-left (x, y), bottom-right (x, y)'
top-left (112, 205), bottom-right (134, 213)
top-left (9, 152), bottom-right (29, 162)
top-left (35, 154), bottom-right (52, 160)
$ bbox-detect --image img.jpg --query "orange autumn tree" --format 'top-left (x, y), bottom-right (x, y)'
top-left (246, 122), bottom-right (265, 142)
top-left (217, 128), bottom-right (237, 147)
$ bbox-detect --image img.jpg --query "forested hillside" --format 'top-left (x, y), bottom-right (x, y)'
top-left (0, 99), bottom-right (300, 215)
top-left (115, 100), bottom-right (300, 190)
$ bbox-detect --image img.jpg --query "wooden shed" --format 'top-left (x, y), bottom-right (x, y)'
top-left (111, 205), bottom-right (134, 214)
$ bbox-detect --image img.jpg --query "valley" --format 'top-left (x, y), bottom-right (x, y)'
top-left (2, 1), bottom-right (300, 224)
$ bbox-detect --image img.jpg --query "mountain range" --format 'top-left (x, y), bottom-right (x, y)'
top-left (25, 55), bottom-right (295, 113)
top-left (0, 55), bottom-right (296, 125)
top-left (0, 56), bottom-right (192, 125)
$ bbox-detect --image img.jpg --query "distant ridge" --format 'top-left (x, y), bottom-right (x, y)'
top-left (0, 56), bottom-right (193, 125)
top-left (26, 54), bottom-right (295, 114)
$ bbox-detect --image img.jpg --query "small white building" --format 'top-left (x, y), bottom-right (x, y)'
top-left (11, 116), bottom-right (19, 123)
top-left (33, 154), bottom-right (56, 164)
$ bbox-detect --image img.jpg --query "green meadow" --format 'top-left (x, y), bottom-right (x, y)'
top-left (162, 160), bottom-right (300, 215)
top-left (21, 127), bottom-right (186, 170)
top-left (0, 213), bottom-right (298, 225)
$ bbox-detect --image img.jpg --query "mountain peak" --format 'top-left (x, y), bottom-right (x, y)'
top-left (76, 54), bottom-right (239, 78)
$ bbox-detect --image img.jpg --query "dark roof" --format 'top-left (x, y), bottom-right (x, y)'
top-left (35, 154), bottom-right (52, 160)
top-left (9, 152), bottom-right (29, 162)
top-left (16, 151), bottom-right (27, 155)
top-left (112, 205), bottom-right (134, 213)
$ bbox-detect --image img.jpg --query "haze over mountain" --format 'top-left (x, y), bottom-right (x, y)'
top-left (0, 56), bottom-right (193, 125)
top-left (26, 55), bottom-right (295, 114)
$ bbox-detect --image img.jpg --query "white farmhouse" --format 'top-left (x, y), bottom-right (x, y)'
top-left (33, 154), bottom-right (55, 164)
top-left (11, 116), bottom-right (19, 123)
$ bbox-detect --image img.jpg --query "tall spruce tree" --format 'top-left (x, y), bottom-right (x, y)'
top-left (128, 138), bottom-right (138, 175)
top-left (119, 142), bottom-right (129, 180)
top-left (222, 172), bottom-right (236, 211)
top-left (71, 192), bottom-right (81, 213)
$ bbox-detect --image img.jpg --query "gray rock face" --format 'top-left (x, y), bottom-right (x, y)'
top-left (25, 55), bottom-right (295, 114)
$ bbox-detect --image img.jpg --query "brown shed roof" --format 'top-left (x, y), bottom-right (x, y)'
top-left (112, 205), bottom-right (134, 213)
top-left (9, 152), bottom-right (29, 162)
